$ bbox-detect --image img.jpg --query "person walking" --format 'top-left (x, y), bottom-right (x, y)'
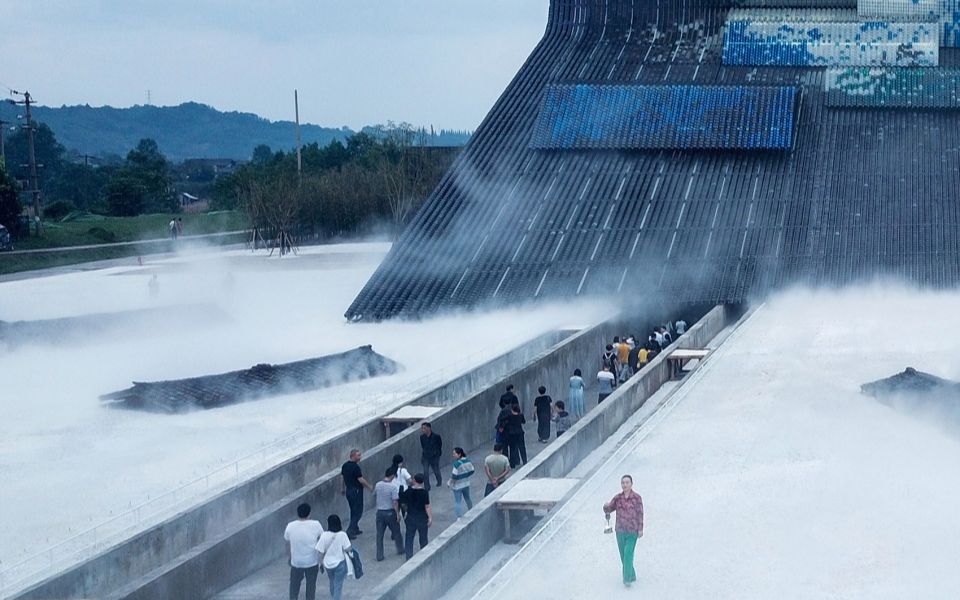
top-left (504, 402), bottom-right (527, 468)
top-left (597, 364), bottom-right (616, 404)
top-left (675, 318), bottom-right (687, 336)
top-left (419, 422), bottom-right (443, 491)
top-left (402, 474), bottom-right (433, 559)
top-left (602, 475), bottom-right (644, 588)
top-left (340, 449), bottom-right (373, 539)
top-left (533, 386), bottom-right (553, 443)
top-left (315, 515), bottom-right (353, 600)
top-left (391, 454), bottom-right (412, 518)
top-left (284, 503), bottom-right (323, 600)
top-left (499, 384), bottom-right (519, 409)
top-left (448, 447), bottom-right (476, 517)
top-left (602, 344), bottom-right (619, 381)
top-left (373, 467), bottom-right (404, 561)
top-left (616, 338), bottom-right (631, 382)
top-left (553, 400), bottom-right (572, 437)
top-left (483, 444), bottom-right (511, 496)
top-left (568, 369), bottom-right (585, 419)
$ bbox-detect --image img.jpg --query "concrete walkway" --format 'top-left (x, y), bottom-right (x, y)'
top-left (214, 412), bottom-right (588, 600)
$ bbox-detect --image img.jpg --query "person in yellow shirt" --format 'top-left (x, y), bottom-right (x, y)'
top-left (615, 337), bottom-right (631, 381)
top-left (637, 347), bottom-right (649, 369)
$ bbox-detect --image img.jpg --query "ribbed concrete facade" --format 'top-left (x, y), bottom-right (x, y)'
top-left (347, 0), bottom-right (960, 321)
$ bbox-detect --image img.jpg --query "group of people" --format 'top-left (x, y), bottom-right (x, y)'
top-left (285, 421), bottom-right (518, 600)
top-left (597, 319), bottom-right (688, 401)
top-left (168, 217), bottom-right (184, 240)
top-left (282, 323), bottom-right (678, 599)
top-left (495, 384), bottom-right (574, 467)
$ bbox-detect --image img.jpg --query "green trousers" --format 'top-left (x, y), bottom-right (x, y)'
top-left (616, 531), bottom-right (639, 583)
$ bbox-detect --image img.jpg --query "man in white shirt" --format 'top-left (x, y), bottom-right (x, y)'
top-left (597, 365), bottom-right (616, 403)
top-left (374, 467), bottom-right (405, 560)
top-left (675, 319), bottom-right (687, 336)
top-left (284, 503), bottom-right (324, 600)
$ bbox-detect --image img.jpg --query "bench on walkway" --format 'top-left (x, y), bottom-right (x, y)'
top-left (496, 478), bottom-right (579, 542)
top-left (380, 405), bottom-right (443, 438)
top-left (667, 348), bottom-right (711, 379)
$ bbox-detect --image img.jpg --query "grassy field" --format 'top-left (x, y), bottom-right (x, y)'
top-left (12, 211), bottom-right (247, 251)
top-left (0, 211), bottom-right (248, 276)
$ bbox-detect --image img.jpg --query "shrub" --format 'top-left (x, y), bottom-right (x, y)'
top-left (87, 227), bottom-right (117, 243)
top-left (44, 200), bottom-right (76, 221)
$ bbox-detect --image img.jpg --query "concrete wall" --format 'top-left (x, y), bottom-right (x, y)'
top-left (104, 318), bottom-right (629, 600)
top-left (12, 331), bottom-right (565, 600)
top-left (364, 304), bottom-right (733, 600)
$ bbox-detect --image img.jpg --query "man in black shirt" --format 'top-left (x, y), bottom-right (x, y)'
top-left (499, 384), bottom-right (518, 409)
top-left (402, 473), bottom-right (432, 559)
top-left (533, 386), bottom-right (553, 443)
top-left (340, 448), bottom-right (373, 539)
top-left (504, 403), bottom-right (527, 468)
top-left (419, 422), bottom-right (443, 491)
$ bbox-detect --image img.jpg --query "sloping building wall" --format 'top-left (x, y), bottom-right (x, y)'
top-left (347, 0), bottom-right (960, 321)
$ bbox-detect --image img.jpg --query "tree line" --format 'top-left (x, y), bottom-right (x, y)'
top-left (213, 124), bottom-right (457, 239)
top-left (0, 120), bottom-right (458, 240)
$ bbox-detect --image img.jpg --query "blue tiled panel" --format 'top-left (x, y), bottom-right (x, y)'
top-left (529, 84), bottom-right (797, 150)
top-left (825, 67), bottom-right (960, 106)
top-left (723, 8), bottom-right (939, 66)
top-left (943, 0), bottom-right (960, 46)
top-left (859, 0), bottom-right (939, 20)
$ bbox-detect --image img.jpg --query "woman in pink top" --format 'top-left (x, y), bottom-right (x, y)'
top-left (603, 474), bottom-right (644, 587)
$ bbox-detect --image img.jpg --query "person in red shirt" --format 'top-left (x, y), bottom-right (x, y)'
top-left (603, 474), bottom-right (644, 587)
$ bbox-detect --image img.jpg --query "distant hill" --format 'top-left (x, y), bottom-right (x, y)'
top-left (0, 102), bottom-right (471, 162)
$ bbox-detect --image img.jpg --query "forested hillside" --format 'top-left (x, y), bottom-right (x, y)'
top-left (0, 102), bottom-right (470, 161)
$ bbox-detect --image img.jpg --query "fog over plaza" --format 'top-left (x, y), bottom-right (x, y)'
top-left (0, 244), bottom-right (610, 570)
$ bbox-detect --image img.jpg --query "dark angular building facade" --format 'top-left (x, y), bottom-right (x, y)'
top-left (347, 0), bottom-right (960, 321)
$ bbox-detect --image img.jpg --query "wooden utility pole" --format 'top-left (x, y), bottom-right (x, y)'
top-left (10, 90), bottom-right (42, 235)
top-left (0, 118), bottom-right (7, 167)
top-left (294, 90), bottom-right (302, 179)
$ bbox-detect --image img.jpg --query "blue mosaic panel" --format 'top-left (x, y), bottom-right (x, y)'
top-left (723, 8), bottom-right (939, 66)
top-left (859, 0), bottom-right (939, 20)
top-left (825, 67), bottom-right (960, 107)
top-left (529, 84), bottom-right (797, 151)
top-left (943, 0), bottom-right (960, 46)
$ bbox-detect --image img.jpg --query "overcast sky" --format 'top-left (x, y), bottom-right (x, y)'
top-left (1, 1), bottom-right (550, 130)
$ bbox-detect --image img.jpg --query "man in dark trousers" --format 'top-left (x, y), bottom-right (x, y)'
top-left (419, 422), bottom-right (443, 491)
top-left (373, 467), bottom-right (404, 561)
top-left (340, 448), bottom-right (373, 539)
top-left (499, 384), bottom-right (519, 409)
top-left (533, 385), bottom-right (553, 443)
top-left (504, 402), bottom-right (528, 468)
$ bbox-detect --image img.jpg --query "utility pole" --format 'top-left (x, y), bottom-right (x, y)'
top-left (0, 118), bottom-right (7, 167)
top-left (294, 89), bottom-right (302, 179)
top-left (10, 90), bottom-right (42, 236)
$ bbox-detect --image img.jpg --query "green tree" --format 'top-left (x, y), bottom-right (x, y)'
top-left (47, 162), bottom-right (110, 210)
top-left (106, 174), bottom-right (146, 216)
top-left (251, 144), bottom-right (273, 165)
top-left (4, 122), bottom-right (65, 190)
top-left (125, 138), bottom-right (176, 213)
top-left (0, 163), bottom-right (22, 231)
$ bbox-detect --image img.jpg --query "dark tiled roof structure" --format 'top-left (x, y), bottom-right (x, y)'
top-left (346, 0), bottom-right (960, 321)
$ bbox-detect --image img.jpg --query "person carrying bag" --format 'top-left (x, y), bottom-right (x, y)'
top-left (315, 515), bottom-right (357, 600)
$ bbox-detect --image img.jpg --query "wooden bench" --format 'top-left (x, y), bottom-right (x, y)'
top-left (495, 478), bottom-right (579, 541)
